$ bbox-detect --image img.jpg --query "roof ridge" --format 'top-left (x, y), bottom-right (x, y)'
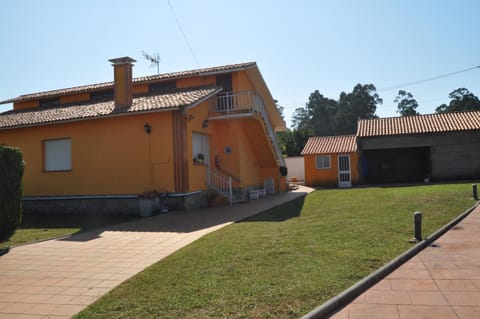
top-left (359, 109), bottom-right (480, 122)
top-left (310, 134), bottom-right (356, 139)
top-left (0, 61), bottom-right (256, 105)
top-left (357, 109), bottom-right (480, 137)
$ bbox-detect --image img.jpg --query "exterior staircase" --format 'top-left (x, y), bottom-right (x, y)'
top-left (213, 91), bottom-right (286, 168)
top-left (206, 166), bottom-right (249, 205)
top-left (206, 91), bottom-right (286, 205)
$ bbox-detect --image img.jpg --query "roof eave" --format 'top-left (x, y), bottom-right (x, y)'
top-left (0, 106), bottom-right (180, 131)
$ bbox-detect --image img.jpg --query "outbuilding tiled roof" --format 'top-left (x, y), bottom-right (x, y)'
top-left (0, 62), bottom-right (256, 104)
top-left (357, 110), bottom-right (480, 137)
top-left (0, 86), bottom-right (221, 130)
top-left (301, 135), bottom-right (357, 155)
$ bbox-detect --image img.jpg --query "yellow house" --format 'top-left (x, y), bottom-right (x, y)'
top-left (302, 135), bottom-right (359, 188)
top-left (0, 57), bottom-right (287, 214)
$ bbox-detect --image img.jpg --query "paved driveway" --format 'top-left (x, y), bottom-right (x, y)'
top-left (0, 186), bottom-right (313, 319)
top-left (332, 204), bottom-right (480, 319)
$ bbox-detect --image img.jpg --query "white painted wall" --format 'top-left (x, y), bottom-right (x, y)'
top-left (285, 156), bottom-right (305, 182)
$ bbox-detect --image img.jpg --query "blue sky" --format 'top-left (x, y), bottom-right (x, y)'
top-left (1, 0), bottom-right (479, 127)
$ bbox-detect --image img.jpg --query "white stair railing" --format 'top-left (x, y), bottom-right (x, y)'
top-left (214, 91), bottom-right (286, 168)
top-left (206, 166), bottom-right (233, 205)
top-left (254, 96), bottom-right (286, 168)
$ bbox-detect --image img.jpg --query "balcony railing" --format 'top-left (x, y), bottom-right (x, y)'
top-left (211, 91), bottom-right (286, 168)
top-left (214, 91), bottom-right (262, 115)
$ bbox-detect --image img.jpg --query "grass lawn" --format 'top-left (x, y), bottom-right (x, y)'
top-left (74, 183), bottom-right (476, 319)
top-left (0, 214), bottom-right (139, 250)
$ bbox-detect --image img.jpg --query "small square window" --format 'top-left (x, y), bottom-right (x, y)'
top-left (315, 155), bottom-right (331, 169)
top-left (44, 138), bottom-right (72, 171)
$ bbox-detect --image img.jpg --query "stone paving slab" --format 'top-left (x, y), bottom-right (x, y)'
top-left (0, 186), bottom-right (313, 319)
top-left (331, 204), bottom-right (480, 319)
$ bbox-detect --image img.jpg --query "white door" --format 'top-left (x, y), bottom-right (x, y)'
top-left (338, 154), bottom-right (352, 188)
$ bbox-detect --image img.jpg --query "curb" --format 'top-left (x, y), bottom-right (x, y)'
top-left (300, 200), bottom-right (480, 319)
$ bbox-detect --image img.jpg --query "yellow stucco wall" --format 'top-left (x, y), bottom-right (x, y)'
top-left (3, 69), bottom-right (284, 197)
top-left (0, 112), bottom-right (174, 196)
top-left (59, 93), bottom-right (91, 104)
top-left (304, 153), bottom-right (359, 187)
top-left (177, 75), bottom-right (216, 89)
top-left (233, 71), bottom-right (255, 92)
top-left (133, 84), bottom-right (149, 95)
top-left (14, 100), bottom-right (40, 110)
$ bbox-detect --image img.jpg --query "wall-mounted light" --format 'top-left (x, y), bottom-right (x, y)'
top-left (144, 123), bottom-right (151, 134)
top-left (188, 114), bottom-right (195, 121)
top-left (202, 120), bottom-right (209, 128)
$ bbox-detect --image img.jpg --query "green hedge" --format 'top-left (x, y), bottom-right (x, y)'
top-left (0, 145), bottom-right (25, 242)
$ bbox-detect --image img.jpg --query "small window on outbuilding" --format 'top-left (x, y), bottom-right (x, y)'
top-left (43, 138), bottom-right (72, 172)
top-left (315, 155), bottom-right (331, 169)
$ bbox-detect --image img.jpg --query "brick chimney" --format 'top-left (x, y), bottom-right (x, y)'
top-left (109, 57), bottom-right (136, 108)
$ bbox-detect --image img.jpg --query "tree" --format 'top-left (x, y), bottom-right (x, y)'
top-left (0, 145), bottom-right (25, 242)
top-left (291, 107), bottom-right (310, 130)
top-left (305, 90), bottom-right (338, 136)
top-left (394, 90), bottom-right (419, 116)
top-left (436, 88), bottom-right (480, 113)
top-left (274, 99), bottom-right (285, 122)
top-left (336, 84), bottom-right (382, 134)
top-left (277, 129), bottom-right (312, 157)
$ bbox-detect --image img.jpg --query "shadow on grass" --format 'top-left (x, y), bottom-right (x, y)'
top-left (242, 196), bottom-right (305, 222)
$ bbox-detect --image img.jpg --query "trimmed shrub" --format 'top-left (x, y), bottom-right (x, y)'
top-left (0, 145), bottom-right (25, 242)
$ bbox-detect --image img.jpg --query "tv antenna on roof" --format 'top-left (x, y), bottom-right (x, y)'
top-left (142, 51), bottom-right (161, 75)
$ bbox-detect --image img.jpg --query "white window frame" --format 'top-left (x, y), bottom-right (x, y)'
top-left (43, 138), bottom-right (72, 172)
top-left (315, 155), bottom-right (331, 169)
top-left (192, 132), bottom-right (210, 165)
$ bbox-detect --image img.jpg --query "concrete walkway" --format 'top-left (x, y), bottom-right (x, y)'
top-left (0, 186), bottom-right (314, 319)
top-left (332, 204), bottom-right (480, 319)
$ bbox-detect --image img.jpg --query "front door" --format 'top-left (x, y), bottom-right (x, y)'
top-left (338, 154), bottom-right (352, 188)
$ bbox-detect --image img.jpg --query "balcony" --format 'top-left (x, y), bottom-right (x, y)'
top-left (208, 90), bottom-right (286, 168)
top-left (209, 91), bottom-right (263, 119)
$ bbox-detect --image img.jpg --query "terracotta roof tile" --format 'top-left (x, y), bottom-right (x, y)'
top-left (301, 135), bottom-right (357, 155)
top-left (0, 86), bottom-right (221, 129)
top-left (357, 110), bottom-right (480, 137)
top-left (0, 62), bottom-right (256, 104)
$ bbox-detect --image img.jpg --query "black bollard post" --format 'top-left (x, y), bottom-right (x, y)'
top-left (414, 211), bottom-right (422, 242)
top-left (473, 184), bottom-right (478, 201)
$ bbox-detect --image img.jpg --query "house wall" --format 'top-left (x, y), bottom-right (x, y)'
top-left (177, 75), bottom-right (216, 89)
top-left (14, 100), bottom-right (40, 110)
top-left (233, 71), bottom-right (255, 92)
top-left (0, 111), bottom-right (175, 196)
top-left (304, 153), bottom-right (359, 187)
top-left (285, 156), bottom-right (305, 182)
top-left (359, 131), bottom-right (480, 181)
top-left (185, 98), bottom-right (215, 192)
top-left (2, 68), bottom-right (285, 213)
